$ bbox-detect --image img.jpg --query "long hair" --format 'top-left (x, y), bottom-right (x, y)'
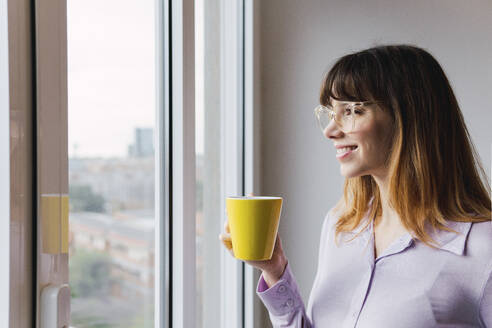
top-left (319, 44), bottom-right (491, 249)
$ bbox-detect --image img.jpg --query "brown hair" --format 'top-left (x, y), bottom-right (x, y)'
top-left (320, 44), bottom-right (491, 249)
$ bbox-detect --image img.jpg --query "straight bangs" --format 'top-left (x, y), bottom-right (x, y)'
top-left (320, 53), bottom-right (385, 106)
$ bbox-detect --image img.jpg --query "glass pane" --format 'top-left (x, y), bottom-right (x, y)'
top-left (67, 0), bottom-right (156, 327)
top-left (196, 0), bottom-right (222, 327)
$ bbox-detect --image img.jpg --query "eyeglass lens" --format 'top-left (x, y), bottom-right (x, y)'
top-left (317, 105), bottom-right (356, 133)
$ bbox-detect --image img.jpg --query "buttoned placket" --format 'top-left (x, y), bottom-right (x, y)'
top-left (346, 266), bottom-right (375, 327)
top-left (345, 218), bottom-right (415, 327)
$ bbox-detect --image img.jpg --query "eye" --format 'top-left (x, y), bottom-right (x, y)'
top-left (352, 106), bottom-right (364, 115)
top-left (343, 107), bottom-right (363, 116)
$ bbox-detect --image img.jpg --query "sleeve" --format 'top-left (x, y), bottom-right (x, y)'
top-left (255, 210), bottom-right (336, 328)
top-left (256, 262), bottom-right (311, 327)
top-left (478, 264), bottom-right (492, 327)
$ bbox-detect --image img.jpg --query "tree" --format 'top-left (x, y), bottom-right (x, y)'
top-left (70, 249), bottom-right (113, 298)
top-left (69, 184), bottom-right (106, 212)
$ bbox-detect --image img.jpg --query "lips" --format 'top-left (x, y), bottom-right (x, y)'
top-left (336, 145), bottom-right (357, 154)
top-left (336, 145), bottom-right (358, 159)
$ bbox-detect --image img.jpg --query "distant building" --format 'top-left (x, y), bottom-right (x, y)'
top-left (128, 128), bottom-right (154, 158)
top-left (69, 210), bottom-right (155, 299)
top-left (69, 157), bottom-right (155, 210)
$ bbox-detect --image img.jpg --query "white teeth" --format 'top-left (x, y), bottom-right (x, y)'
top-left (336, 146), bottom-right (357, 154)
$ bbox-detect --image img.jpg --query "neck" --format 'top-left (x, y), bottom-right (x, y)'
top-left (372, 173), bottom-right (402, 229)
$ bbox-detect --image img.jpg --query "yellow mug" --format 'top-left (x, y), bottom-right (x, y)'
top-left (226, 196), bottom-right (283, 261)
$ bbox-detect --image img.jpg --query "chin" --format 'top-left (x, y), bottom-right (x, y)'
top-left (340, 169), bottom-right (361, 178)
top-left (340, 165), bottom-right (368, 178)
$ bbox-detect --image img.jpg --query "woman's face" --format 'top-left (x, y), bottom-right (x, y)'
top-left (324, 98), bottom-right (394, 179)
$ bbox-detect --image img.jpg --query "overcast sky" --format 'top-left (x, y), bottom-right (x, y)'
top-left (68, 0), bottom-right (204, 158)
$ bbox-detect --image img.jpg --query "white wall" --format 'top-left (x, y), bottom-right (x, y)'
top-left (258, 0), bottom-right (491, 325)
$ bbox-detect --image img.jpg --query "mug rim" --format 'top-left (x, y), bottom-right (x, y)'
top-left (226, 196), bottom-right (282, 200)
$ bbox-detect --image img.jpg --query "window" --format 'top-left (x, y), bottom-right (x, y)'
top-left (67, 0), bottom-right (248, 326)
top-left (67, 0), bottom-right (157, 326)
top-left (2, 0), bottom-right (255, 326)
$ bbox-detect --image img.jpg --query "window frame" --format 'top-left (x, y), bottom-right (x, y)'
top-left (155, 0), bottom-right (171, 326)
top-left (0, 0), bottom-right (10, 325)
top-left (220, 0), bottom-right (246, 327)
top-left (243, 0), bottom-right (264, 327)
top-left (167, 0), bottom-right (197, 327)
top-left (156, 0), bottom-right (253, 327)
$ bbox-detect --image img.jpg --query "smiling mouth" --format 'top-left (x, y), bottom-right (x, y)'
top-left (336, 145), bottom-right (358, 159)
top-left (336, 145), bottom-right (358, 154)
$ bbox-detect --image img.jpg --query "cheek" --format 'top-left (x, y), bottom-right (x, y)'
top-left (354, 125), bottom-right (392, 160)
top-left (378, 125), bottom-right (395, 154)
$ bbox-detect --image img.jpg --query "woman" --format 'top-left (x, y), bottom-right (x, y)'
top-left (219, 45), bottom-right (491, 327)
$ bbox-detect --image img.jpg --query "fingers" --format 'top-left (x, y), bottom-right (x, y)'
top-left (224, 220), bottom-right (230, 234)
top-left (271, 233), bottom-right (283, 256)
top-left (219, 233), bottom-right (234, 257)
top-left (220, 215), bottom-right (233, 257)
top-left (275, 233), bottom-right (283, 250)
top-left (219, 233), bottom-right (232, 249)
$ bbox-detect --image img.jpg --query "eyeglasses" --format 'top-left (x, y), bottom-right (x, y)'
top-left (313, 101), bottom-right (382, 134)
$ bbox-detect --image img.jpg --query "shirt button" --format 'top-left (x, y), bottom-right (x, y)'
top-left (286, 299), bottom-right (294, 307)
top-left (278, 285), bottom-right (286, 293)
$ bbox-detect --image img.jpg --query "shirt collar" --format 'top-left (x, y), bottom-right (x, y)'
top-left (347, 211), bottom-right (473, 256)
top-left (422, 219), bottom-right (473, 256)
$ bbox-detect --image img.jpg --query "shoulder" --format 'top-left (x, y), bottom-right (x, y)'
top-left (475, 225), bottom-right (492, 327)
top-left (322, 206), bottom-right (344, 234)
top-left (467, 220), bottom-right (492, 258)
top-left (320, 208), bottom-right (337, 237)
top-left (317, 207), bottom-right (342, 248)
top-left (321, 206), bottom-right (362, 245)
top-left (462, 220), bottom-right (492, 287)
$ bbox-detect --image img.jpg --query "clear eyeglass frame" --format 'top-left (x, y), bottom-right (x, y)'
top-left (313, 101), bottom-right (382, 134)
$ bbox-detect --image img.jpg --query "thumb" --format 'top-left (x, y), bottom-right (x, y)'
top-left (275, 233), bottom-right (283, 251)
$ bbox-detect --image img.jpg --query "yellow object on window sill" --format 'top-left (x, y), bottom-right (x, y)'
top-left (40, 194), bottom-right (69, 254)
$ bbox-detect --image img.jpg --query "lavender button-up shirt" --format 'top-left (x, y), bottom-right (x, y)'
top-left (257, 209), bottom-right (492, 327)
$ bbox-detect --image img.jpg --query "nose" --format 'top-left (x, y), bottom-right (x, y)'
top-left (323, 120), bottom-right (344, 139)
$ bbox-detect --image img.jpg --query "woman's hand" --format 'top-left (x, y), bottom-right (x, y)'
top-left (219, 218), bottom-right (288, 288)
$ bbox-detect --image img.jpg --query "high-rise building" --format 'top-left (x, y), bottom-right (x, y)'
top-left (128, 128), bottom-right (154, 158)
